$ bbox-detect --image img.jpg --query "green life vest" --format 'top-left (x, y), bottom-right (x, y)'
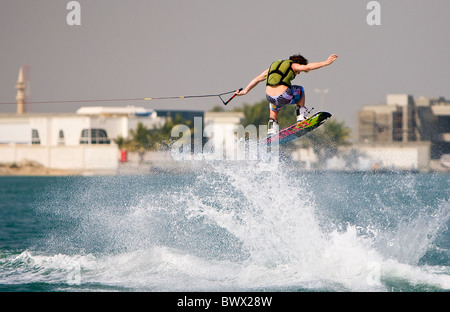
top-left (266, 60), bottom-right (296, 87)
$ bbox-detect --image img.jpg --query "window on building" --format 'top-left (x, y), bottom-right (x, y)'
top-left (80, 128), bottom-right (111, 144)
top-left (31, 129), bottom-right (40, 145)
top-left (438, 116), bottom-right (450, 133)
top-left (392, 111), bottom-right (403, 142)
top-left (58, 130), bottom-right (65, 145)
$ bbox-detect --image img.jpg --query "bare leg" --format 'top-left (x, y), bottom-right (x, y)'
top-left (268, 110), bottom-right (280, 135)
top-left (269, 110), bottom-right (279, 121)
top-left (296, 91), bottom-right (306, 109)
top-left (295, 91), bottom-right (308, 121)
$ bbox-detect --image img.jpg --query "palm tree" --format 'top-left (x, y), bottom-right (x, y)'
top-left (241, 99), bottom-right (297, 130)
top-left (128, 122), bottom-right (153, 164)
top-left (113, 135), bottom-right (130, 150)
top-left (149, 113), bottom-right (193, 149)
top-left (323, 118), bottom-right (352, 147)
top-left (117, 115), bottom-right (194, 164)
top-left (241, 100), bottom-right (268, 128)
top-left (300, 118), bottom-right (352, 166)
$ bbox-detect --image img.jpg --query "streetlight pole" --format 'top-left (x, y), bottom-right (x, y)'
top-left (314, 88), bottom-right (329, 107)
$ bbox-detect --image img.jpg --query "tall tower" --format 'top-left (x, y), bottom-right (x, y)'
top-left (15, 67), bottom-right (27, 114)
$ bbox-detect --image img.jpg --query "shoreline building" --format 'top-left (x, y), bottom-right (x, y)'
top-left (356, 94), bottom-right (450, 171)
top-left (0, 106), bottom-right (164, 173)
top-left (1, 67), bottom-right (211, 173)
top-left (0, 67), bottom-right (167, 172)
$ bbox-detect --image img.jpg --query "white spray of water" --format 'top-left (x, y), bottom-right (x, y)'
top-left (181, 160), bottom-right (450, 291)
top-left (1, 159), bottom-right (449, 291)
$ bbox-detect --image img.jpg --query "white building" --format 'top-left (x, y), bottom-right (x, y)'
top-left (0, 106), bottom-right (164, 172)
top-left (203, 112), bottom-right (246, 160)
top-left (359, 94), bottom-right (450, 160)
top-left (0, 106), bottom-right (161, 146)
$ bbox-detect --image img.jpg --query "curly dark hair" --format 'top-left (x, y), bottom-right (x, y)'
top-left (289, 54), bottom-right (308, 65)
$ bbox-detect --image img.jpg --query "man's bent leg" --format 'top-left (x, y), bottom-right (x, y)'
top-left (268, 110), bottom-right (279, 135)
top-left (295, 89), bottom-right (308, 121)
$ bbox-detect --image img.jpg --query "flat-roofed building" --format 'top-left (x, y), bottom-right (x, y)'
top-left (358, 94), bottom-right (450, 159)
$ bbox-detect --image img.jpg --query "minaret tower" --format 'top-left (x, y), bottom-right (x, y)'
top-left (15, 67), bottom-right (27, 114)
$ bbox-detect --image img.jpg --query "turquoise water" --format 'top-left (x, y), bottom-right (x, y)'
top-left (0, 162), bottom-right (449, 292)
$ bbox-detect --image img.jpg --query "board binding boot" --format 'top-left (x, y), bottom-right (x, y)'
top-left (268, 118), bottom-right (279, 136)
top-left (261, 111), bottom-right (332, 146)
top-left (295, 106), bottom-right (309, 122)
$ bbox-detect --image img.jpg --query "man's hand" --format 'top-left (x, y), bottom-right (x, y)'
top-left (235, 89), bottom-right (247, 96)
top-left (327, 54), bottom-right (338, 65)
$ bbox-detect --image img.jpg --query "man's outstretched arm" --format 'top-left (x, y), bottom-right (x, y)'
top-left (294, 54), bottom-right (338, 73)
top-left (235, 69), bottom-right (269, 96)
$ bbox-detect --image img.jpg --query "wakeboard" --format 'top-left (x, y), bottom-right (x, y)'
top-left (261, 111), bottom-right (332, 146)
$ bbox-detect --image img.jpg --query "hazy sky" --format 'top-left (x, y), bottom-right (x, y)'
top-left (1, 0), bottom-right (449, 131)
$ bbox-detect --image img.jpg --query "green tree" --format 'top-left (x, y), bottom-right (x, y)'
top-left (116, 114), bottom-right (194, 164)
top-left (241, 99), bottom-right (297, 128)
top-left (300, 118), bottom-right (352, 165)
top-left (304, 119), bottom-right (351, 149)
top-left (210, 105), bottom-right (225, 112)
top-left (241, 100), bottom-right (268, 127)
top-left (323, 118), bottom-right (352, 147)
top-left (128, 122), bottom-right (153, 164)
top-left (113, 135), bottom-right (130, 151)
top-left (151, 113), bottom-right (193, 149)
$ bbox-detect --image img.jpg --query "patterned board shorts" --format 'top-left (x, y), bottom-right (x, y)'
top-left (266, 85), bottom-right (304, 112)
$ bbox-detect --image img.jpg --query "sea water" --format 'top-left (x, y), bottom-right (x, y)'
top-left (0, 161), bottom-right (449, 292)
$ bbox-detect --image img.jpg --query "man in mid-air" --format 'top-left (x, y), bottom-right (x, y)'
top-left (235, 53), bottom-right (338, 134)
